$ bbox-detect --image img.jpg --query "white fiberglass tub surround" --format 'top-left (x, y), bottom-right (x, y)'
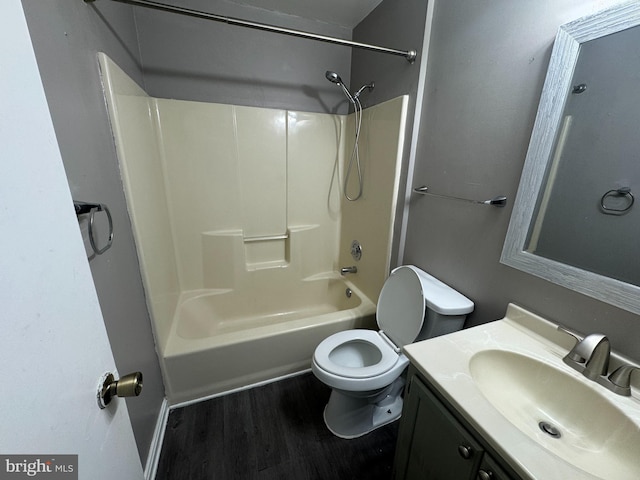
top-left (100, 53), bottom-right (408, 404)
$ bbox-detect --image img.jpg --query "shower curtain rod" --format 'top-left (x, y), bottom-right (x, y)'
top-left (84, 0), bottom-right (417, 63)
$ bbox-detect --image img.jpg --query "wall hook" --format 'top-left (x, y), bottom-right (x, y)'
top-left (572, 83), bottom-right (588, 94)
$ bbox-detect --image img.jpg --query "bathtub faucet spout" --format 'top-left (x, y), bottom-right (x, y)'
top-left (340, 266), bottom-right (358, 275)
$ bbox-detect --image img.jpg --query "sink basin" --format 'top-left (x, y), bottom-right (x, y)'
top-left (470, 349), bottom-right (640, 480)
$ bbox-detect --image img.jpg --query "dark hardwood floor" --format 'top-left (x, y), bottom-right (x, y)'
top-left (156, 372), bottom-right (399, 480)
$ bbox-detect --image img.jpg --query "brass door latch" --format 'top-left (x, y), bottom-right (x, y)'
top-left (97, 372), bottom-right (143, 409)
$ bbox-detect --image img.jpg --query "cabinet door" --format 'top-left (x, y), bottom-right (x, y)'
top-left (394, 375), bottom-right (483, 480)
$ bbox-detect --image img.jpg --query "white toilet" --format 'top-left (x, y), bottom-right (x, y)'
top-left (311, 265), bottom-right (474, 438)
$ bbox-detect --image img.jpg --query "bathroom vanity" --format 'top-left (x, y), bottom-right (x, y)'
top-left (392, 304), bottom-right (640, 480)
top-left (394, 365), bottom-right (517, 479)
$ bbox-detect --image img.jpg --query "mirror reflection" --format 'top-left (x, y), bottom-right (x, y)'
top-left (526, 23), bottom-right (640, 287)
top-left (501, 2), bottom-right (640, 315)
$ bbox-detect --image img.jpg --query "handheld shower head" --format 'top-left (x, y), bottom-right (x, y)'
top-left (325, 70), bottom-right (374, 103)
top-left (326, 70), bottom-right (355, 103)
top-left (325, 70), bottom-right (343, 85)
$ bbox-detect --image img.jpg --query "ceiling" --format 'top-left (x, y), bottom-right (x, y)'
top-left (225, 0), bottom-right (384, 29)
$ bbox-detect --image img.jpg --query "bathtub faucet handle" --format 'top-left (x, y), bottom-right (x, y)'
top-left (340, 266), bottom-right (357, 275)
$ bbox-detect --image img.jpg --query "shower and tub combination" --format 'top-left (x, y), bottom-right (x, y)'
top-left (100, 53), bottom-right (409, 404)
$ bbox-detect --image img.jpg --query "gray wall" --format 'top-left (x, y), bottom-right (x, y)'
top-left (22, 0), bottom-right (165, 466)
top-left (351, 0), bottom-right (426, 109)
top-left (351, 0), bottom-right (429, 269)
top-left (134, 0), bottom-right (353, 114)
top-left (403, 0), bottom-right (640, 360)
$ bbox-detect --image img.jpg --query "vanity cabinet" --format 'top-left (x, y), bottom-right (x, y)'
top-left (393, 368), bottom-right (517, 480)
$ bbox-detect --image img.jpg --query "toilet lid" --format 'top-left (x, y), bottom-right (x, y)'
top-left (376, 266), bottom-right (425, 348)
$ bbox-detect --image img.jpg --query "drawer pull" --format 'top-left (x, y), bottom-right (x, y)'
top-left (478, 470), bottom-right (493, 480)
top-left (457, 445), bottom-right (473, 459)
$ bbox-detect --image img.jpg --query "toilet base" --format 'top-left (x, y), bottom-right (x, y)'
top-left (322, 376), bottom-right (405, 439)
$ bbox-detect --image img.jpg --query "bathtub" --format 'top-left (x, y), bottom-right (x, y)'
top-left (159, 275), bottom-right (376, 404)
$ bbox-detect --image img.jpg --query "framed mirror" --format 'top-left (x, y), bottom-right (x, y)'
top-left (501, 2), bottom-right (640, 315)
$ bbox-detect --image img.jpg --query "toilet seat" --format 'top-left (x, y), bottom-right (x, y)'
top-left (313, 266), bottom-right (430, 384)
top-left (312, 329), bottom-right (399, 379)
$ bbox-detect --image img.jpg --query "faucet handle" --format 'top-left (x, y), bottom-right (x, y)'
top-left (608, 365), bottom-right (639, 396)
top-left (557, 325), bottom-right (584, 361)
top-left (557, 324), bottom-right (582, 342)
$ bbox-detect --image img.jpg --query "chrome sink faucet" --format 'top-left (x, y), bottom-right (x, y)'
top-left (340, 266), bottom-right (357, 275)
top-left (558, 326), bottom-right (638, 396)
top-left (563, 331), bottom-right (610, 380)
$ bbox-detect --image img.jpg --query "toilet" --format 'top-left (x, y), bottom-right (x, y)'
top-left (311, 265), bottom-right (474, 438)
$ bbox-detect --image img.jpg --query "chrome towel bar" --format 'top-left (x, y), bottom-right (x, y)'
top-left (413, 185), bottom-right (507, 208)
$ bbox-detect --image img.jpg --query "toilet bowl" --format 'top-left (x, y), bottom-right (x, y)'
top-left (312, 265), bottom-right (474, 438)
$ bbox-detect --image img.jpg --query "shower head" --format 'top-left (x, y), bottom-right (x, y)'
top-left (325, 70), bottom-right (344, 85)
top-left (325, 70), bottom-right (374, 105)
top-left (325, 70), bottom-right (355, 104)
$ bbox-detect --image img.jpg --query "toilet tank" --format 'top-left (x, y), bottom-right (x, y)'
top-left (407, 266), bottom-right (474, 341)
top-left (418, 310), bottom-right (468, 340)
